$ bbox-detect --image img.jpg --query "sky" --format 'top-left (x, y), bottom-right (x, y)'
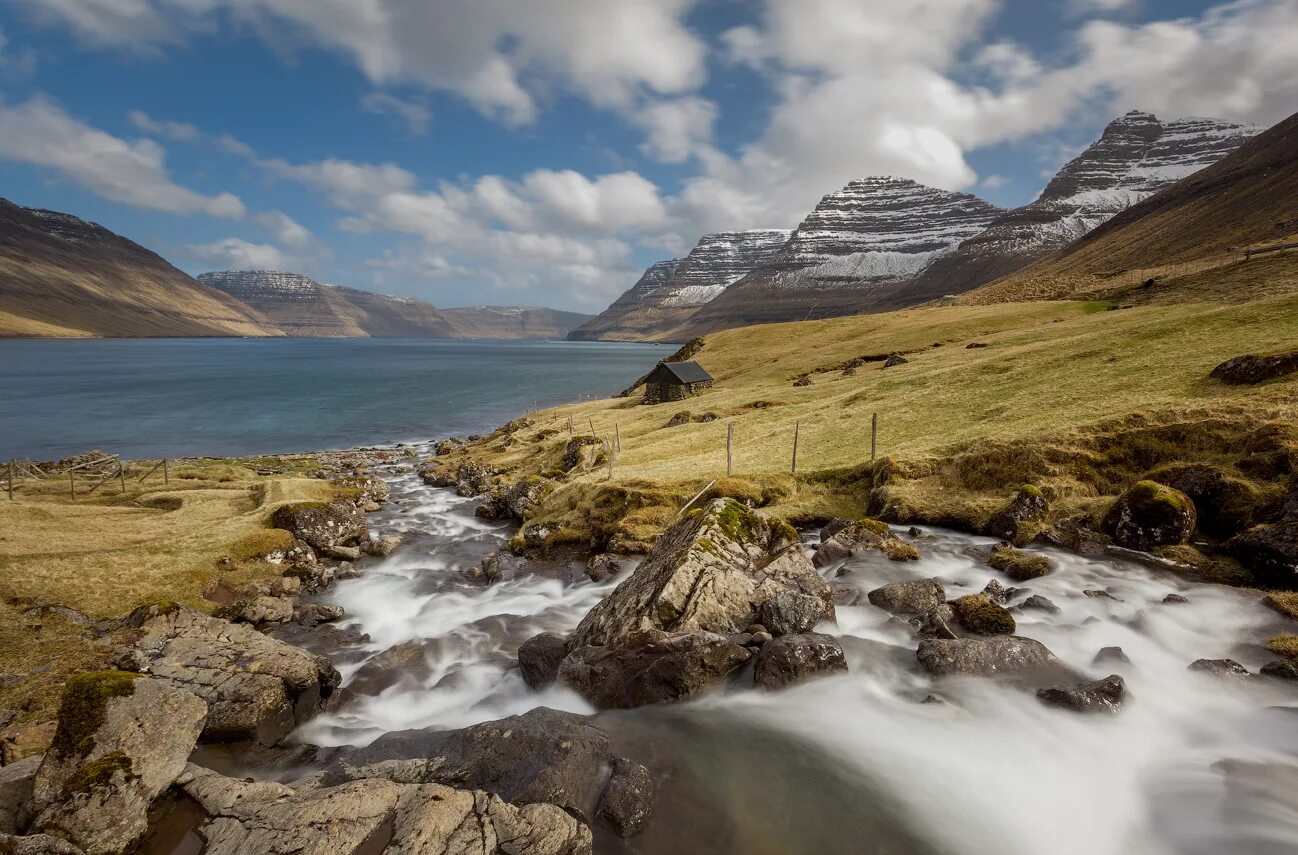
top-left (0, 1), bottom-right (1295, 313)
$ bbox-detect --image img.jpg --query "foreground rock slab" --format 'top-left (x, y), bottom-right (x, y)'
top-left (560, 630), bottom-right (750, 709)
top-left (32, 674), bottom-right (206, 855)
top-left (917, 636), bottom-right (1061, 678)
top-left (116, 607), bottom-right (339, 744)
top-left (179, 765), bottom-right (590, 855)
top-left (867, 579), bottom-right (945, 615)
top-left (1036, 675), bottom-right (1127, 713)
top-left (754, 633), bottom-right (848, 690)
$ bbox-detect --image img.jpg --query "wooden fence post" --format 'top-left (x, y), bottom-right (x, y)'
top-left (119, 461), bottom-right (126, 494)
top-left (69, 470), bottom-right (76, 501)
top-left (588, 417), bottom-right (597, 438)
top-left (727, 423), bottom-right (734, 476)
top-left (7, 459), bottom-right (13, 501)
top-left (568, 415), bottom-right (574, 435)
top-left (163, 459), bottom-right (169, 484)
top-left (605, 440), bottom-right (616, 481)
top-left (871, 413), bottom-right (878, 462)
top-left (791, 421), bottom-right (800, 474)
top-left (614, 423), bottom-right (621, 453)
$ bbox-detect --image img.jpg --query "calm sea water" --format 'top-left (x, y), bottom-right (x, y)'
top-left (0, 338), bottom-right (666, 460)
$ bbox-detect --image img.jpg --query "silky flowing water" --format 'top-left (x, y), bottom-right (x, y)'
top-left (286, 450), bottom-right (1298, 855)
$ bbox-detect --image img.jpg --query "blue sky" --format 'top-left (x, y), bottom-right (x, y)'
top-left (0, 0), bottom-right (1294, 312)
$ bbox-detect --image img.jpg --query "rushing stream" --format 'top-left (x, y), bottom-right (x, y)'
top-left (286, 449), bottom-right (1298, 855)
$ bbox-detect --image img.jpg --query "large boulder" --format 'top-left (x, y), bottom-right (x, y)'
top-left (31, 674), bottom-right (206, 855)
top-left (984, 486), bottom-right (1050, 546)
top-left (812, 519), bottom-right (918, 567)
top-left (949, 594), bottom-right (1015, 635)
top-left (115, 607), bottom-right (339, 744)
top-left (916, 636), bottom-right (1060, 678)
top-left (0, 756), bottom-right (40, 834)
top-left (755, 589), bottom-right (827, 636)
top-left (566, 499), bottom-right (831, 649)
top-left (753, 633), bottom-right (848, 690)
top-left (1210, 351), bottom-right (1298, 385)
top-left (866, 579), bottom-right (945, 615)
top-left (321, 707), bottom-right (651, 837)
top-left (1101, 481), bottom-right (1196, 552)
top-left (271, 501), bottom-right (368, 551)
top-left (1148, 464), bottom-right (1260, 539)
top-left (1036, 675), bottom-right (1126, 713)
top-left (1227, 521), bottom-right (1298, 589)
top-left (477, 477), bottom-right (551, 522)
top-left (559, 630), bottom-right (750, 709)
top-left (179, 765), bottom-right (590, 855)
top-left (517, 633), bottom-right (568, 690)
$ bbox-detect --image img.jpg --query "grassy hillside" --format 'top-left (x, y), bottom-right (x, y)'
top-left (436, 294), bottom-right (1298, 550)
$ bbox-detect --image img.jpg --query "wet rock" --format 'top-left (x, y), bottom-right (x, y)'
top-left (585, 554), bottom-right (620, 583)
top-left (1018, 594), bottom-right (1060, 613)
top-left (32, 675), bottom-right (206, 855)
top-left (1209, 351), bottom-right (1298, 385)
top-left (987, 545), bottom-right (1054, 581)
top-left (985, 486), bottom-right (1050, 546)
top-left (362, 535), bottom-right (402, 557)
top-left (1101, 481), bottom-right (1196, 552)
top-left (756, 589), bottom-right (828, 636)
top-left (911, 604), bottom-right (959, 640)
top-left (1148, 464), bottom-right (1259, 538)
top-left (321, 544), bottom-right (361, 561)
top-left (981, 579), bottom-right (1011, 604)
top-left (0, 833), bottom-right (86, 853)
top-left (1162, 593), bottom-right (1189, 604)
top-left (1226, 521), bottom-right (1298, 590)
top-left (749, 630), bottom-right (773, 645)
top-left (567, 499), bottom-right (831, 648)
top-left (950, 594), bottom-right (1016, 636)
top-left (866, 579), bottom-right (945, 615)
top-left (916, 636), bottom-right (1060, 677)
top-left (1260, 660), bottom-right (1298, 679)
top-left (1093, 646), bottom-right (1131, 666)
top-left (1084, 589), bottom-right (1120, 601)
top-left (753, 633), bottom-right (848, 690)
top-left (1188, 658), bottom-right (1250, 678)
top-left (346, 640), bottom-right (438, 698)
top-left (820, 518), bottom-right (853, 542)
top-left (0, 755), bottom-right (39, 834)
top-left (324, 707), bottom-right (646, 836)
top-left (272, 501), bottom-right (368, 551)
top-left (830, 582), bottom-right (862, 607)
top-left (813, 519), bottom-right (918, 567)
top-left (596, 758), bottom-right (655, 838)
top-left (293, 603), bottom-right (344, 628)
top-left (560, 630), bottom-right (749, 709)
top-left (1036, 675), bottom-right (1126, 713)
top-left (518, 633), bottom-right (568, 690)
top-left (907, 526), bottom-right (925, 537)
top-left (115, 607), bottom-right (339, 745)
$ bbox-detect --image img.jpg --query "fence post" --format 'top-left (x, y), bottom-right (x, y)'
top-left (163, 459), bottom-right (169, 484)
top-left (727, 422), bottom-right (734, 476)
top-left (605, 440), bottom-right (615, 481)
top-left (791, 421), bottom-right (800, 474)
top-left (614, 422), bottom-right (621, 453)
top-left (119, 461), bottom-right (126, 494)
top-left (588, 417), bottom-right (597, 438)
top-left (871, 413), bottom-right (878, 462)
top-left (568, 415), bottom-right (574, 435)
top-left (69, 470), bottom-right (76, 501)
top-left (7, 459), bottom-right (13, 501)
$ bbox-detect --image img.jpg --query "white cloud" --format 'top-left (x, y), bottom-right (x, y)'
top-left (980, 174), bottom-right (1008, 189)
top-left (128, 109), bottom-right (200, 141)
top-left (0, 96), bottom-right (244, 217)
top-left (1070, 0), bottom-right (1140, 14)
top-left (359, 92), bottom-right (431, 136)
top-left (254, 210), bottom-right (312, 247)
top-left (19, 0), bottom-right (708, 127)
top-left (631, 96), bottom-right (718, 163)
top-left (185, 237), bottom-right (288, 270)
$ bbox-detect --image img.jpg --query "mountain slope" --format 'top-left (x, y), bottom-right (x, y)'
top-left (674, 178), bottom-right (1003, 335)
top-left (439, 306), bottom-right (593, 339)
top-left (965, 107), bottom-right (1298, 305)
top-left (0, 200), bottom-right (282, 338)
top-left (569, 230), bottom-right (790, 341)
top-left (909, 111), bottom-right (1259, 305)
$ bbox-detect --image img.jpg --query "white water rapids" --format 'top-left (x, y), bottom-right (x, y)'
top-left (291, 455), bottom-right (1298, 855)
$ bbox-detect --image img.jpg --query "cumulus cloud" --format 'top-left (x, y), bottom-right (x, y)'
top-left (0, 97), bottom-right (244, 217)
top-left (128, 109), bottom-right (200, 141)
top-left (19, 0), bottom-right (708, 126)
top-left (630, 96), bottom-right (718, 163)
top-left (254, 210), bottom-right (312, 247)
top-left (359, 92), bottom-right (431, 136)
top-left (185, 237), bottom-right (288, 270)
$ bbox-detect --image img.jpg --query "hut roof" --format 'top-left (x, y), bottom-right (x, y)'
top-left (649, 360), bottom-right (713, 384)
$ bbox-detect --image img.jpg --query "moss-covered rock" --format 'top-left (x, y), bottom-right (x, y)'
top-left (1102, 480), bottom-right (1196, 552)
top-left (950, 594), bottom-right (1016, 636)
top-left (48, 671), bottom-right (141, 760)
top-left (1148, 463), bottom-right (1260, 539)
top-left (1266, 633), bottom-right (1298, 662)
top-left (1226, 521), bottom-right (1298, 590)
top-left (984, 485), bottom-right (1050, 546)
top-left (987, 545), bottom-right (1054, 581)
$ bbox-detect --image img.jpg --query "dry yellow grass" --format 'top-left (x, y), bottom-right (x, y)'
top-left (0, 462), bottom-right (335, 618)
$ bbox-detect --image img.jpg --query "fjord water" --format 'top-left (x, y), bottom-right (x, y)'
top-left (299, 458), bottom-right (1298, 855)
top-left (0, 337), bottom-right (664, 460)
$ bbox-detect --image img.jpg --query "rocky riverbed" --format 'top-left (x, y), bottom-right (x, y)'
top-left (4, 442), bottom-right (1298, 854)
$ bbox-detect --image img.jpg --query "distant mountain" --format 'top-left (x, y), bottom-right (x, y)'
top-left (906, 111), bottom-right (1260, 305)
top-left (198, 270), bottom-right (456, 337)
top-left (0, 199), bottom-right (282, 338)
top-left (569, 230), bottom-right (789, 341)
top-left (965, 108), bottom-right (1298, 305)
top-left (440, 305), bottom-right (594, 340)
top-left (674, 177), bottom-right (1004, 335)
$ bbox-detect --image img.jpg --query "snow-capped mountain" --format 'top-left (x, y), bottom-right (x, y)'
top-left (905, 111), bottom-right (1260, 302)
top-left (676, 178), bottom-right (1004, 334)
top-left (568, 230), bottom-right (788, 341)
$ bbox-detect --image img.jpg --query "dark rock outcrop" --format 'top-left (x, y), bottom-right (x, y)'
top-left (753, 633), bottom-right (848, 690)
top-left (559, 630), bottom-right (750, 709)
top-left (517, 633), bottom-right (569, 690)
top-left (1037, 675), bottom-right (1126, 713)
top-left (1102, 480), bottom-right (1196, 551)
top-left (987, 544), bottom-right (1054, 581)
top-left (984, 486), bottom-right (1050, 546)
top-left (917, 636), bottom-right (1060, 677)
top-left (1148, 463), bottom-right (1259, 538)
top-left (1227, 521), bottom-right (1298, 589)
top-left (866, 579), bottom-right (945, 615)
top-left (1188, 658), bottom-right (1250, 678)
top-left (1210, 351), bottom-right (1298, 385)
top-left (949, 594), bottom-right (1016, 635)
top-left (813, 519), bottom-right (918, 567)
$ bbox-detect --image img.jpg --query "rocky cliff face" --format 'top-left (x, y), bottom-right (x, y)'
top-left (438, 305), bottom-right (594, 340)
top-left (0, 200), bottom-right (282, 338)
top-left (568, 230), bottom-right (789, 341)
top-left (904, 111), bottom-right (1260, 304)
top-left (676, 178), bottom-right (1003, 335)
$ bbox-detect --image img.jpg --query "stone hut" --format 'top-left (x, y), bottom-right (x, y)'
top-left (643, 360), bottom-right (714, 404)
